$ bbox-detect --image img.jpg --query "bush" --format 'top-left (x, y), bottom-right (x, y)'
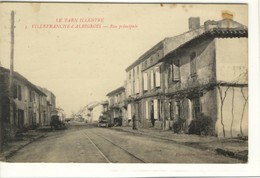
top-left (188, 113), bottom-right (212, 135)
top-left (172, 118), bottom-right (186, 133)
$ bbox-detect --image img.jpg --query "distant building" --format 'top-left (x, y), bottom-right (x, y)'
top-left (86, 101), bottom-right (105, 123)
top-left (38, 87), bottom-right (56, 125)
top-left (55, 107), bottom-right (66, 122)
top-left (106, 86), bottom-right (127, 126)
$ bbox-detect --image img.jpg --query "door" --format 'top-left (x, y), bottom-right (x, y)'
top-left (18, 109), bottom-right (24, 129)
top-left (138, 102), bottom-right (142, 125)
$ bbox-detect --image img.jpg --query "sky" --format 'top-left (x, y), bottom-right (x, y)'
top-left (0, 3), bottom-right (248, 116)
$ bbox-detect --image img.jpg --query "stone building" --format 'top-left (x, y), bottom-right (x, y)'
top-left (106, 86), bottom-right (127, 126)
top-left (38, 87), bottom-right (56, 125)
top-left (160, 17), bottom-right (248, 137)
top-left (124, 15), bottom-right (248, 137)
top-left (0, 66), bottom-right (47, 131)
top-left (86, 101), bottom-right (104, 123)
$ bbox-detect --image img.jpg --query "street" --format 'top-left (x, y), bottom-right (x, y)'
top-left (7, 122), bottom-right (240, 163)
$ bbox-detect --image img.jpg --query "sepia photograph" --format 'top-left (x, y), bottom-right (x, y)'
top-left (0, 1), bottom-right (259, 176)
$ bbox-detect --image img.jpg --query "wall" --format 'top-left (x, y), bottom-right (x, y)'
top-left (216, 86), bottom-right (248, 137)
top-left (215, 38), bottom-right (248, 84)
top-left (13, 79), bottom-right (27, 128)
top-left (179, 38), bottom-right (216, 86)
top-left (200, 88), bottom-right (218, 135)
top-left (215, 38), bottom-right (248, 137)
top-left (92, 105), bottom-right (103, 122)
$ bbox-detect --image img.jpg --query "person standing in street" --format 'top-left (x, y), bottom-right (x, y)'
top-left (151, 110), bottom-right (155, 127)
top-left (132, 113), bottom-right (137, 130)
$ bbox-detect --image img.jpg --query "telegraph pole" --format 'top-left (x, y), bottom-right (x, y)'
top-left (9, 11), bottom-right (15, 134)
top-left (0, 77), bottom-right (2, 152)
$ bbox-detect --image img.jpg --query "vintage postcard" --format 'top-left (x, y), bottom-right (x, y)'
top-left (0, 1), bottom-right (259, 177)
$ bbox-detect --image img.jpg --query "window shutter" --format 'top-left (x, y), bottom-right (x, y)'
top-left (151, 70), bottom-right (154, 89)
top-left (13, 82), bottom-right (17, 99)
top-left (190, 52), bottom-right (197, 76)
top-left (18, 85), bottom-right (22, 100)
top-left (24, 86), bottom-right (28, 101)
top-left (155, 67), bottom-right (160, 87)
top-left (145, 101), bottom-right (149, 119)
top-left (154, 99), bottom-right (158, 119)
top-left (173, 64), bottom-right (180, 81)
top-left (127, 104), bottom-right (132, 120)
top-left (132, 80), bottom-right (135, 94)
top-left (143, 73), bottom-right (148, 91)
top-left (136, 78), bottom-right (140, 94)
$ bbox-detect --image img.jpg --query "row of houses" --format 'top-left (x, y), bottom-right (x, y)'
top-left (105, 14), bottom-right (248, 138)
top-left (0, 66), bottom-right (58, 135)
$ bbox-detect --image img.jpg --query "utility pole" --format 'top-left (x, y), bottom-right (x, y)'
top-left (9, 11), bottom-right (15, 135)
top-left (0, 75), bottom-right (3, 153)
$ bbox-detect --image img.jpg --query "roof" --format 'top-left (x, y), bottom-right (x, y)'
top-left (87, 102), bottom-right (101, 110)
top-left (37, 86), bottom-right (56, 98)
top-left (125, 18), bottom-right (247, 72)
top-left (106, 86), bottom-right (125, 96)
top-left (159, 21), bottom-right (248, 63)
top-left (0, 66), bottom-right (47, 96)
top-left (125, 40), bottom-right (164, 72)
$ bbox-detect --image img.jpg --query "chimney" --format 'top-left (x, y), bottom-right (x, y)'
top-left (188, 17), bottom-right (200, 30)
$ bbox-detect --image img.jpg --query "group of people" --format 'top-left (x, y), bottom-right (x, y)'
top-left (131, 110), bottom-right (155, 130)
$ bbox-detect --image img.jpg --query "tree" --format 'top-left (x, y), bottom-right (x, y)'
top-left (70, 110), bottom-right (76, 118)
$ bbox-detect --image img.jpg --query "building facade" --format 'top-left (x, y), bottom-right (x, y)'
top-left (0, 66), bottom-right (48, 131)
top-left (38, 87), bottom-right (56, 125)
top-left (124, 16), bottom-right (248, 137)
top-left (85, 101), bottom-right (108, 123)
top-left (106, 86), bottom-right (127, 126)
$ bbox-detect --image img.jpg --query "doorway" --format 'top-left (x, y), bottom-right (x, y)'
top-left (18, 109), bottom-right (24, 129)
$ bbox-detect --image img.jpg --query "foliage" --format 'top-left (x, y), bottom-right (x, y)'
top-left (188, 113), bottom-right (212, 136)
top-left (172, 118), bottom-right (186, 133)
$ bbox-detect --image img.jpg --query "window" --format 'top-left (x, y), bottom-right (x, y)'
top-left (169, 101), bottom-right (173, 120)
top-left (29, 90), bottom-right (32, 102)
top-left (129, 71), bottom-right (131, 80)
top-left (155, 67), bottom-right (160, 87)
top-left (176, 101), bottom-right (181, 120)
top-left (190, 52), bottom-right (197, 77)
top-left (33, 92), bottom-right (36, 102)
top-left (143, 72), bottom-right (148, 91)
top-left (128, 82), bottom-right (131, 96)
top-left (168, 65), bottom-right (172, 85)
top-left (18, 85), bottom-right (22, 101)
top-left (115, 95), bottom-right (118, 104)
top-left (132, 80), bottom-right (135, 94)
top-left (145, 101), bottom-right (149, 119)
top-left (150, 70), bottom-right (154, 89)
top-left (13, 82), bottom-right (17, 99)
top-left (192, 97), bottom-right (201, 120)
top-left (135, 78), bottom-right (140, 94)
top-left (172, 61), bottom-right (180, 81)
top-left (127, 104), bottom-right (132, 120)
top-left (153, 99), bottom-right (158, 119)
